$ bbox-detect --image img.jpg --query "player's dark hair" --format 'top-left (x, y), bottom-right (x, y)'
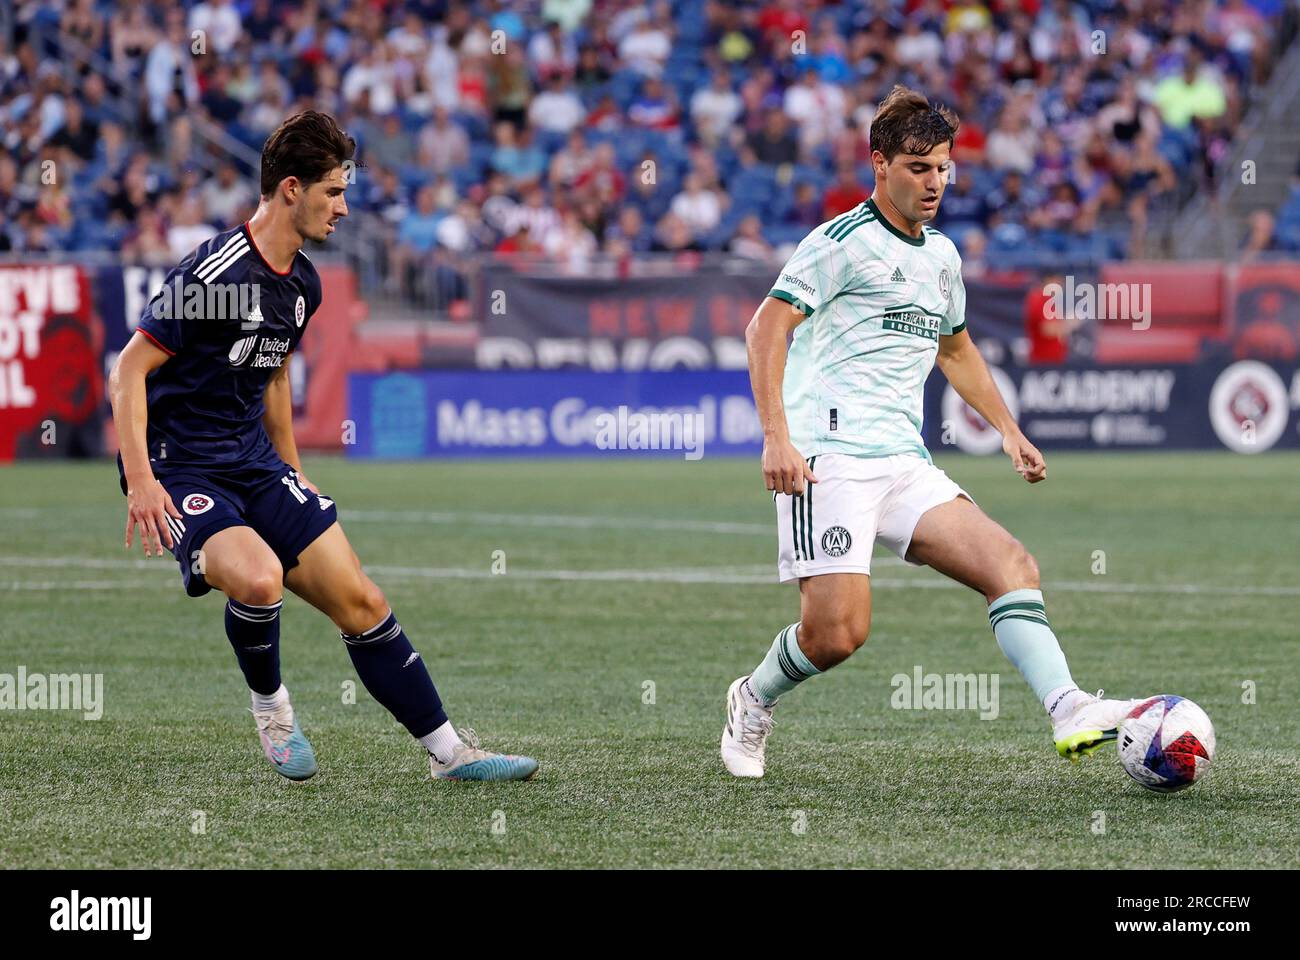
top-left (869, 85), bottom-right (960, 162)
top-left (259, 111), bottom-right (358, 199)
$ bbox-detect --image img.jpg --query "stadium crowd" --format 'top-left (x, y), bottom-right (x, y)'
top-left (0, 0), bottom-right (1295, 309)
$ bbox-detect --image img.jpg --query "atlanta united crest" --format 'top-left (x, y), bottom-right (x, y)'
top-left (939, 268), bottom-right (952, 301)
top-left (821, 525), bottom-right (852, 558)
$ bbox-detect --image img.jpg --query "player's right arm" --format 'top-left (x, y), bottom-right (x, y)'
top-left (109, 332), bottom-right (183, 556)
top-left (746, 296), bottom-right (817, 496)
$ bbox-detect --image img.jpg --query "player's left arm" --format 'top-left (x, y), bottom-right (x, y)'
top-left (262, 360), bottom-right (320, 493)
top-left (937, 326), bottom-right (1046, 484)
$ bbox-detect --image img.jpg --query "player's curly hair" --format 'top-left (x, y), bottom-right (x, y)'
top-left (869, 85), bottom-right (960, 162)
top-left (259, 111), bottom-right (360, 199)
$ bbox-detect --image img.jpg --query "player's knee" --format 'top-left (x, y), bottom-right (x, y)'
top-left (1015, 544), bottom-right (1040, 589)
top-left (340, 578), bottom-right (389, 634)
top-left (801, 615), bottom-right (869, 668)
top-left (232, 561), bottom-right (283, 606)
top-left (988, 541), bottom-right (1039, 599)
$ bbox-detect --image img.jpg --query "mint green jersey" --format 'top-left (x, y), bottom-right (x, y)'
top-left (768, 198), bottom-right (967, 462)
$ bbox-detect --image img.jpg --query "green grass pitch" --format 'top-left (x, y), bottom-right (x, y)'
top-left (1, 452), bottom-right (1297, 868)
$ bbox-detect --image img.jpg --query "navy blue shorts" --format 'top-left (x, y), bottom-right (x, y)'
top-left (123, 462), bottom-right (338, 598)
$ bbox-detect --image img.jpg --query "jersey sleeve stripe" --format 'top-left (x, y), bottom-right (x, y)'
top-left (136, 327), bottom-right (176, 355)
top-left (948, 319), bottom-right (967, 335)
top-left (196, 239), bottom-right (249, 284)
top-left (769, 288), bottom-right (813, 315)
top-left (194, 232), bottom-right (245, 274)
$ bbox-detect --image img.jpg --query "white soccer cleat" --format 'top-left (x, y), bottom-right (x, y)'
top-left (1053, 689), bottom-right (1140, 763)
top-left (721, 676), bottom-right (776, 778)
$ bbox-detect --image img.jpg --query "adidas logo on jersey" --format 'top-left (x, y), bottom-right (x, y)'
top-left (891, 267), bottom-right (906, 283)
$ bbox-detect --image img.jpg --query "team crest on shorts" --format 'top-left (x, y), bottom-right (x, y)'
top-left (183, 493), bottom-right (215, 515)
top-left (294, 295), bottom-right (306, 327)
top-left (821, 525), bottom-right (852, 557)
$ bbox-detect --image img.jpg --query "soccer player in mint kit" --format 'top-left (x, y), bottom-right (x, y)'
top-left (722, 86), bottom-right (1146, 778)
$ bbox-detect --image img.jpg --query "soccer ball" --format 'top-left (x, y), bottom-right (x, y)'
top-left (1117, 695), bottom-right (1215, 793)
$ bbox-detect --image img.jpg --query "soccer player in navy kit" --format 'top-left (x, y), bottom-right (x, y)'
top-left (108, 111), bottom-right (538, 782)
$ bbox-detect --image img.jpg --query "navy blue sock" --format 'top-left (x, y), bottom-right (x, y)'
top-left (225, 598), bottom-right (283, 696)
top-left (341, 611), bottom-right (447, 738)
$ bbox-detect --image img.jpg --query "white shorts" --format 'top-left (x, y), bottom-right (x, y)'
top-left (775, 453), bottom-right (971, 583)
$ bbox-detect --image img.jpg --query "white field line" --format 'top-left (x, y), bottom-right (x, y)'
top-left (4, 506), bottom-right (777, 534)
top-left (0, 555), bottom-right (1295, 596)
top-left (340, 508), bottom-right (775, 535)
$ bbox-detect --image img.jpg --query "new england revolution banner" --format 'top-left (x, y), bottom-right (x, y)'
top-left (0, 265), bottom-right (102, 460)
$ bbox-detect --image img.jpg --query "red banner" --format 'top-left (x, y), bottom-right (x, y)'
top-left (0, 265), bottom-right (103, 461)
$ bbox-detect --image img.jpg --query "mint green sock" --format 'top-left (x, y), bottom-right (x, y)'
top-left (988, 589), bottom-right (1074, 701)
top-left (749, 623), bottom-right (821, 703)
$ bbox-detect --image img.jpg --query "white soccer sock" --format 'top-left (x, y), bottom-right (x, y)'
top-left (1044, 684), bottom-right (1092, 721)
top-left (420, 720), bottom-right (464, 763)
top-left (251, 684), bottom-right (289, 713)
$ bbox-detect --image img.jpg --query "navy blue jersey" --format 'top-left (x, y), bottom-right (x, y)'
top-left (127, 223), bottom-right (322, 481)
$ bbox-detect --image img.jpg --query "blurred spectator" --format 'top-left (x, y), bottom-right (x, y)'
top-left (529, 21), bottom-right (578, 79)
top-left (419, 107), bottom-right (471, 174)
top-left (670, 172), bottom-right (722, 239)
top-left (787, 181), bottom-right (822, 227)
top-left (618, 10), bottom-right (672, 78)
top-left (550, 129), bottom-right (593, 189)
top-left (730, 214), bottom-right (773, 261)
top-left (47, 99), bottom-right (99, 166)
top-left (189, 0), bottom-right (243, 56)
top-left (604, 205), bottom-right (652, 254)
top-left (572, 141), bottom-right (625, 204)
top-left (690, 68), bottom-right (742, 147)
top-left (490, 121), bottom-right (546, 189)
top-left (748, 108), bottom-right (799, 166)
top-left (543, 208), bottom-right (598, 273)
top-left (201, 162), bottom-right (256, 227)
top-left (391, 184), bottom-right (446, 294)
top-left (959, 227), bottom-right (989, 278)
top-left (1240, 209), bottom-right (1276, 261)
top-left (822, 165), bottom-right (870, 219)
top-left (628, 76), bottom-right (679, 132)
top-left (144, 9), bottom-right (200, 127)
top-left (1025, 271), bottom-right (1078, 365)
top-left (1153, 48), bottom-right (1228, 130)
top-left (168, 194), bottom-right (217, 259)
top-left (784, 66), bottom-right (847, 155)
top-left (528, 72), bottom-right (585, 133)
top-left (370, 112), bottom-right (417, 169)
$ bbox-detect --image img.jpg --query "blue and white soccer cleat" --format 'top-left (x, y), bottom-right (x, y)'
top-left (252, 703), bottom-right (318, 781)
top-left (1053, 690), bottom-right (1140, 763)
top-left (429, 728), bottom-right (538, 781)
